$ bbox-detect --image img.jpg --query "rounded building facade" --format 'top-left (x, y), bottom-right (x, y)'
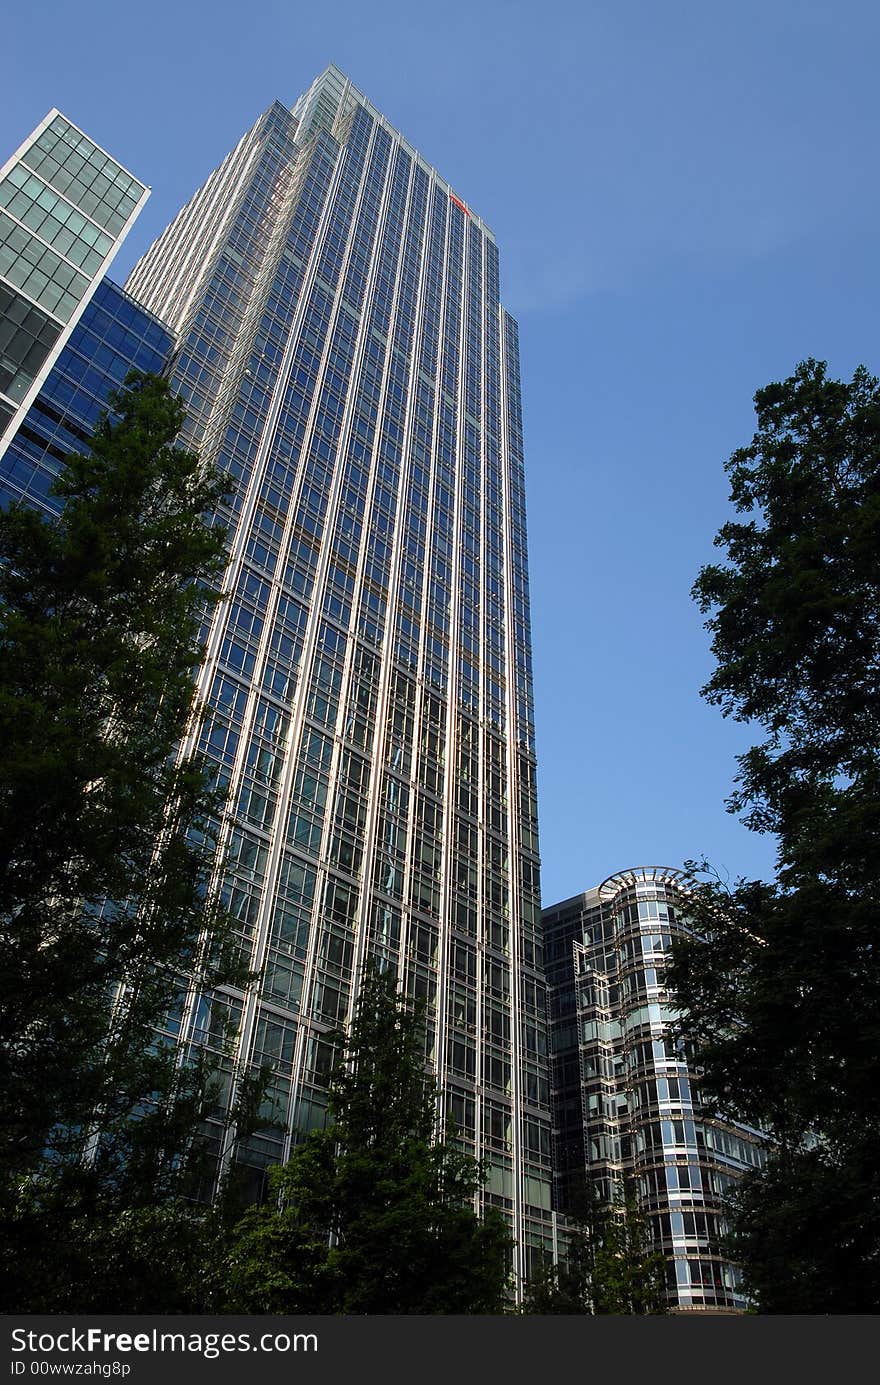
top-left (545, 867), bottom-right (765, 1312)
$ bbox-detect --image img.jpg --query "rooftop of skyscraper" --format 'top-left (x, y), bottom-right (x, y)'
top-left (290, 65), bottom-right (495, 240)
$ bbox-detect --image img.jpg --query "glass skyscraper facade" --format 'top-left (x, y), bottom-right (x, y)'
top-left (0, 277), bottom-right (173, 512)
top-left (0, 111), bottom-right (148, 450)
top-left (544, 868), bottom-right (765, 1311)
top-left (123, 65), bottom-right (551, 1276)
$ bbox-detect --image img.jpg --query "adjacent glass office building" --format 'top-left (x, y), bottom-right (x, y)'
top-left (122, 65), bottom-right (551, 1276)
top-left (0, 110), bottom-right (148, 451)
top-left (0, 276), bottom-right (173, 512)
top-left (543, 869), bottom-right (765, 1311)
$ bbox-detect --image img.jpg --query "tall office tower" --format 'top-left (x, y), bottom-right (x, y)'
top-left (543, 869), bottom-right (765, 1312)
top-left (125, 66), bottom-right (550, 1277)
top-left (0, 111), bottom-right (148, 450)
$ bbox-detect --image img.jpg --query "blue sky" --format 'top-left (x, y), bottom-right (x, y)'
top-left (5, 1), bottom-right (879, 903)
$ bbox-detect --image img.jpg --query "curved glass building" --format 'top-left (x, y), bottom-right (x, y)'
top-left (543, 867), bottom-right (765, 1311)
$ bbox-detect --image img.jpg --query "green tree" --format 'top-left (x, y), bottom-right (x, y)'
top-left (667, 359), bottom-right (880, 1312)
top-left (589, 1193), bottom-right (667, 1314)
top-left (224, 965), bottom-right (512, 1313)
top-left (1, 1053), bottom-right (268, 1312)
top-left (0, 372), bottom-right (254, 1311)
top-left (521, 1191), bottom-right (667, 1315)
top-left (519, 1253), bottom-right (583, 1314)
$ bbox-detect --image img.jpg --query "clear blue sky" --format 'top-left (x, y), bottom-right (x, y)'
top-left (5, 1), bottom-right (879, 903)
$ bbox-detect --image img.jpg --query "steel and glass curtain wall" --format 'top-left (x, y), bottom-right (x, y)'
top-left (0, 277), bottom-right (173, 511)
top-left (125, 65), bottom-right (551, 1277)
top-left (0, 111), bottom-right (148, 449)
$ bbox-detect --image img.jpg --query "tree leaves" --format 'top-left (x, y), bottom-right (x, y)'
top-left (521, 1190), bottom-right (667, 1315)
top-left (668, 360), bottom-right (880, 1311)
top-left (0, 372), bottom-right (254, 1310)
top-left (222, 966), bottom-right (512, 1314)
top-left (694, 358), bottom-right (880, 838)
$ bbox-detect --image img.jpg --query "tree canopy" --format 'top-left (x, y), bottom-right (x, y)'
top-left (667, 360), bottom-right (880, 1312)
top-left (223, 965), bottom-right (512, 1314)
top-left (521, 1189), bottom-right (667, 1315)
top-left (0, 372), bottom-right (255, 1312)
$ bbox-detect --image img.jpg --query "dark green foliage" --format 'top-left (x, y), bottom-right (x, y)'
top-left (589, 1195), bottom-right (667, 1314)
top-left (519, 1254), bottom-right (582, 1314)
top-left (692, 357), bottom-right (880, 850)
top-left (724, 1143), bottom-right (880, 1314)
top-left (0, 1059), bottom-right (269, 1313)
top-left (0, 372), bottom-right (253, 1311)
top-left (668, 360), bottom-right (880, 1311)
top-left (521, 1191), bottom-right (667, 1315)
top-left (224, 965), bottom-right (512, 1313)
top-left (0, 371), bottom-right (235, 1172)
top-left (520, 1228), bottom-right (593, 1315)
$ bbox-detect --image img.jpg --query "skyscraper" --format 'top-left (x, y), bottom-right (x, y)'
top-left (543, 868), bottom-right (765, 1311)
top-left (122, 65), bottom-right (551, 1278)
top-left (0, 111), bottom-right (148, 450)
top-left (0, 276), bottom-right (173, 512)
